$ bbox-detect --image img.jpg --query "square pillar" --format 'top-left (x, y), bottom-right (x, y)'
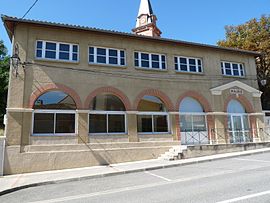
top-left (5, 111), bottom-right (23, 146)
top-left (77, 111), bottom-right (89, 144)
top-left (127, 113), bottom-right (139, 142)
top-left (170, 114), bottom-right (179, 141)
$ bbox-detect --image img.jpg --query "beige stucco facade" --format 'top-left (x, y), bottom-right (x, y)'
top-left (2, 16), bottom-right (264, 174)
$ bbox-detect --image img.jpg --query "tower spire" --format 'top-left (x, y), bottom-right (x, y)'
top-left (132, 0), bottom-right (162, 37)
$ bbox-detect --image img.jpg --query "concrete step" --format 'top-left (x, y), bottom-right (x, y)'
top-left (158, 145), bottom-right (187, 161)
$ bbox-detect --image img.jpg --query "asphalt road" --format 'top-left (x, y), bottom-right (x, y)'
top-left (1, 153), bottom-right (270, 203)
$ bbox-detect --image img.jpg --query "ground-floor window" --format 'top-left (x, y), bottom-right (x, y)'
top-left (137, 113), bottom-right (169, 133)
top-left (89, 112), bottom-right (126, 134)
top-left (33, 111), bottom-right (76, 135)
top-left (180, 114), bottom-right (207, 132)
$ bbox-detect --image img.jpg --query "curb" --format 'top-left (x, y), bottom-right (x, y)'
top-left (1, 148), bottom-right (270, 196)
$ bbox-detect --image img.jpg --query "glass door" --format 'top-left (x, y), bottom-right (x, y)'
top-left (228, 114), bottom-right (250, 143)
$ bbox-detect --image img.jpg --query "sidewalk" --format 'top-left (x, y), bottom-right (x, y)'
top-left (1, 147), bottom-right (270, 196)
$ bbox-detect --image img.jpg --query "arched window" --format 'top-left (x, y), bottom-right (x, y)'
top-left (89, 94), bottom-right (126, 134)
top-left (227, 99), bottom-right (249, 143)
top-left (179, 97), bottom-right (207, 144)
top-left (137, 96), bottom-right (169, 133)
top-left (33, 91), bottom-right (76, 135)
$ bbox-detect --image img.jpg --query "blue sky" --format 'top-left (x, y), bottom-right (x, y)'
top-left (1, 0), bottom-right (269, 54)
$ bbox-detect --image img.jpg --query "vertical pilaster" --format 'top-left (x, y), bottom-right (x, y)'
top-left (127, 113), bottom-right (139, 142)
top-left (77, 111), bottom-right (89, 144)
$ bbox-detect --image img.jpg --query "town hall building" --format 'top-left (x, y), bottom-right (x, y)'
top-left (1, 0), bottom-right (264, 174)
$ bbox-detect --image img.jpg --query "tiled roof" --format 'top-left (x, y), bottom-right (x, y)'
top-left (1, 15), bottom-right (261, 56)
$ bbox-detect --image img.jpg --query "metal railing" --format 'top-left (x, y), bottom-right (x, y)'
top-left (181, 128), bottom-right (265, 145)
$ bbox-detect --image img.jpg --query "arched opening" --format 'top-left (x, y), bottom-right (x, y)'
top-left (137, 96), bottom-right (169, 133)
top-left (89, 94), bottom-right (126, 134)
top-left (33, 91), bottom-right (76, 135)
top-left (179, 97), bottom-right (208, 144)
top-left (227, 99), bottom-right (250, 143)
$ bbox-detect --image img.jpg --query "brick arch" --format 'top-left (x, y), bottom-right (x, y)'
top-left (224, 95), bottom-right (254, 113)
top-left (134, 89), bottom-right (174, 111)
top-left (29, 83), bottom-right (83, 109)
top-left (176, 91), bottom-right (212, 112)
top-left (84, 86), bottom-right (132, 111)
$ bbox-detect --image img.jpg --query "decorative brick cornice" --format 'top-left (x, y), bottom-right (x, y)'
top-left (84, 86), bottom-right (132, 111)
top-left (134, 89), bottom-right (174, 111)
top-left (28, 83), bottom-right (83, 109)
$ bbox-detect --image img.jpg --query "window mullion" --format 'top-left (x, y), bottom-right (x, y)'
top-left (94, 47), bottom-right (97, 63)
top-left (106, 114), bottom-right (109, 134)
top-left (187, 58), bottom-right (190, 72)
top-left (56, 43), bottom-right (59, 60)
top-left (138, 52), bottom-right (142, 67)
top-left (159, 55), bottom-right (162, 70)
top-left (54, 113), bottom-right (56, 135)
top-left (178, 57), bottom-right (180, 71)
top-left (149, 54), bottom-right (152, 68)
top-left (69, 45), bottom-right (72, 61)
top-left (195, 59), bottom-right (198, 72)
top-left (152, 115), bottom-right (154, 133)
top-left (106, 49), bottom-right (109, 64)
top-left (42, 41), bottom-right (45, 58)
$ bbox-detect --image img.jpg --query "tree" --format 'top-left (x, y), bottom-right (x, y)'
top-left (0, 40), bottom-right (9, 127)
top-left (217, 15), bottom-right (270, 109)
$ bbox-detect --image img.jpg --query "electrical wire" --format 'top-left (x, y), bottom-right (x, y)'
top-left (22, 0), bottom-right (39, 19)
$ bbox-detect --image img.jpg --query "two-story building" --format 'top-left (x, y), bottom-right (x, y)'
top-left (2, 0), bottom-right (264, 174)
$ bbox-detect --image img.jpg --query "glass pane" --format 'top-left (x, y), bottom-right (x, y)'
top-left (152, 61), bottom-right (160, 69)
top-left (180, 58), bottom-right (187, 64)
top-left (36, 50), bottom-right (42, 58)
top-left (97, 56), bottom-right (106, 63)
top-left (108, 114), bottom-right (125, 133)
top-left (225, 69), bottom-right (232, 75)
top-left (175, 63), bottom-right (178, 70)
top-left (59, 44), bottom-right (70, 52)
top-left (198, 59), bottom-right (201, 65)
top-left (141, 60), bottom-right (150, 67)
top-left (233, 69), bottom-right (239, 76)
top-left (46, 42), bottom-right (56, 50)
top-left (225, 63), bottom-right (231, 68)
top-left (138, 95), bottom-right (167, 112)
top-left (89, 47), bottom-right (94, 54)
top-left (174, 57), bottom-right (178, 64)
top-left (89, 54), bottom-right (94, 63)
top-left (137, 115), bottom-right (152, 133)
top-left (189, 65), bottom-right (196, 72)
top-left (141, 53), bottom-right (149, 60)
top-left (33, 113), bottom-right (54, 134)
top-left (134, 52), bottom-right (139, 59)
top-left (151, 54), bottom-right (159, 61)
top-left (55, 114), bottom-right (75, 133)
top-left (233, 116), bottom-right (242, 130)
top-left (90, 94), bottom-right (126, 111)
top-left (189, 59), bottom-right (196, 65)
top-left (34, 91), bottom-right (76, 109)
top-left (162, 62), bottom-right (166, 69)
top-left (180, 115), bottom-right (192, 132)
top-left (59, 52), bottom-right (70, 60)
top-left (37, 41), bottom-right (43, 49)
top-left (192, 115), bottom-right (206, 131)
top-left (161, 55), bottom-right (166, 62)
top-left (120, 51), bottom-right (125, 58)
top-left (89, 114), bottom-right (107, 133)
top-left (73, 45), bottom-right (78, 53)
top-left (153, 115), bottom-right (168, 132)
top-left (135, 59), bottom-right (139, 67)
top-left (198, 66), bottom-right (202, 72)
top-left (121, 58), bottom-right (125, 66)
top-left (97, 48), bottom-right (106, 55)
top-left (243, 115), bottom-right (249, 130)
top-left (72, 53), bottom-right (78, 61)
top-left (109, 57), bottom-right (118, 64)
top-left (180, 65), bottom-right (188, 71)
top-left (109, 49), bottom-right (117, 57)
top-left (45, 51), bottom-right (56, 59)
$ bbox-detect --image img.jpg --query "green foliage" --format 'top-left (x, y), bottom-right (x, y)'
top-left (217, 15), bottom-right (270, 109)
top-left (0, 40), bottom-right (9, 127)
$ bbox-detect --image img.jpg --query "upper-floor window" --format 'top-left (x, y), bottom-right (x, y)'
top-left (174, 56), bottom-right (203, 73)
top-left (36, 40), bottom-right (79, 62)
top-left (221, 61), bottom-right (245, 77)
top-left (89, 47), bottom-right (126, 66)
top-left (134, 52), bottom-right (166, 70)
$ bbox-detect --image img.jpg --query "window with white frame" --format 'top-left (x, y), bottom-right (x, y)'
top-left (221, 61), bottom-right (245, 77)
top-left (89, 47), bottom-right (126, 66)
top-left (137, 96), bottom-right (169, 133)
top-left (134, 52), bottom-right (166, 70)
top-left (89, 94), bottom-right (126, 134)
top-left (33, 91), bottom-right (77, 135)
top-left (174, 56), bottom-right (203, 73)
top-left (36, 40), bottom-right (79, 62)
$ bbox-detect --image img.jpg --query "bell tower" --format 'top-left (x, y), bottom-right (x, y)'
top-left (132, 0), bottom-right (162, 37)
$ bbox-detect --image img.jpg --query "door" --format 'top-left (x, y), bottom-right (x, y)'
top-left (228, 114), bottom-right (250, 143)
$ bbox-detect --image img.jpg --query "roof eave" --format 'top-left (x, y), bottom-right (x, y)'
top-left (1, 15), bottom-right (261, 57)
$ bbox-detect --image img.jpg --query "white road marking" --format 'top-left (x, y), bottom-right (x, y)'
top-left (144, 171), bottom-right (172, 182)
top-left (234, 158), bottom-right (270, 163)
top-left (216, 190), bottom-right (270, 203)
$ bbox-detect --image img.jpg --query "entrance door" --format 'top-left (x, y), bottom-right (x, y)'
top-left (228, 114), bottom-right (250, 143)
